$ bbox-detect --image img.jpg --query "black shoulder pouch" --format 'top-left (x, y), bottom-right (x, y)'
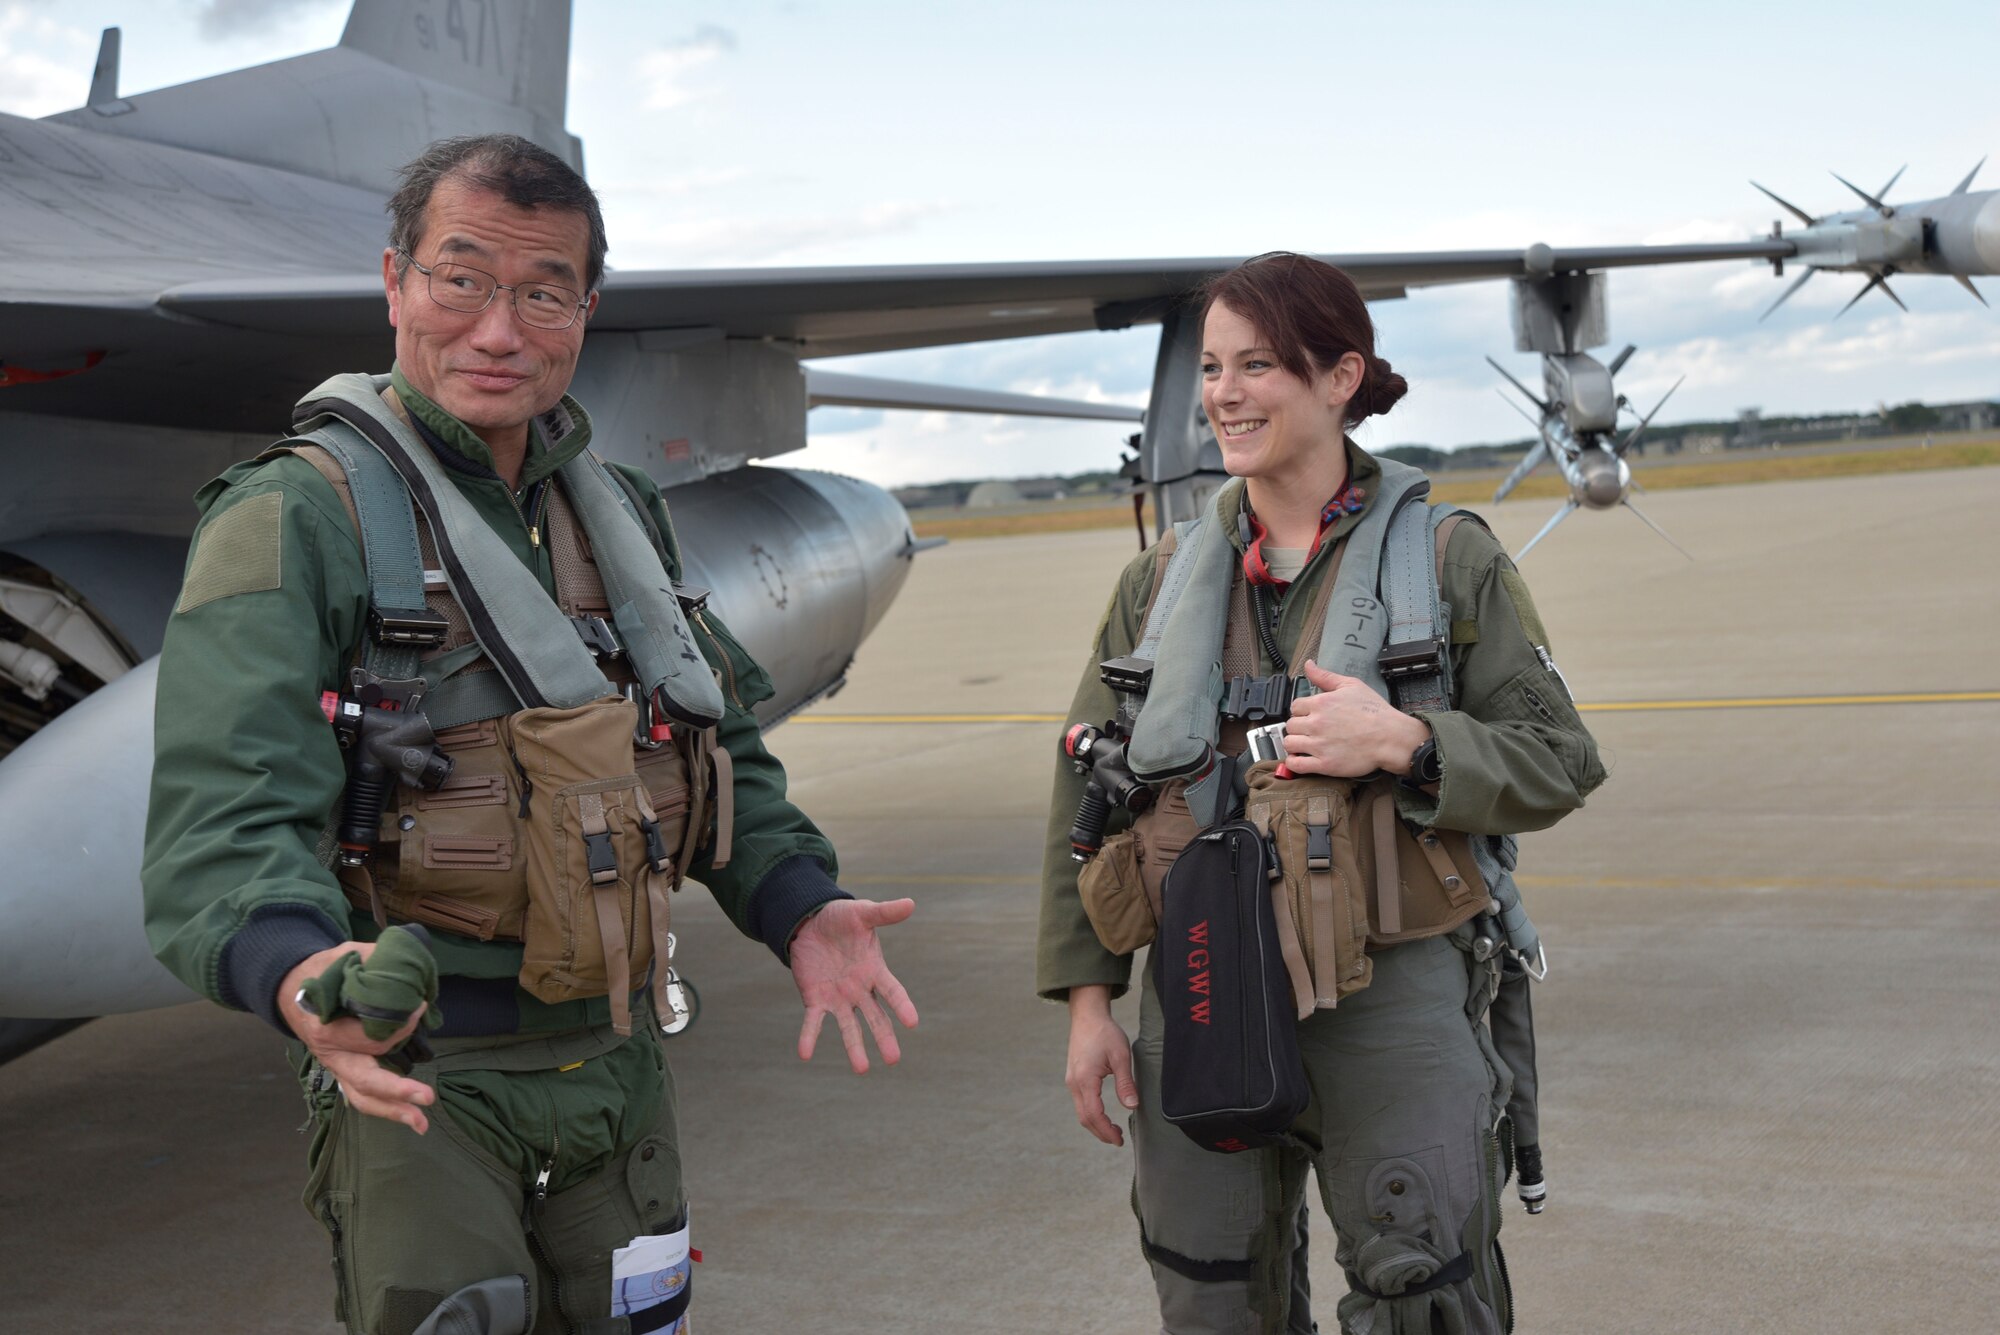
top-left (1155, 819), bottom-right (1310, 1153)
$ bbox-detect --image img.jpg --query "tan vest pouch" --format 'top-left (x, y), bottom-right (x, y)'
top-left (513, 696), bottom-right (677, 1037)
top-left (1350, 783), bottom-right (1489, 946)
top-left (1075, 831), bottom-right (1152, 955)
top-left (1243, 762), bottom-right (1373, 1020)
top-left (1076, 776), bottom-right (1206, 956)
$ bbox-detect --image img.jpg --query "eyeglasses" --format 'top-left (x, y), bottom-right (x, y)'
top-left (398, 251), bottom-right (588, 331)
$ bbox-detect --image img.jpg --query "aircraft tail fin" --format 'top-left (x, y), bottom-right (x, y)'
top-left (338, 0), bottom-right (572, 125)
top-left (43, 1), bottom-right (579, 196)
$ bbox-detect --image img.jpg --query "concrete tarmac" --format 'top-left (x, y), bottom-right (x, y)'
top-left (3, 466), bottom-right (1997, 1332)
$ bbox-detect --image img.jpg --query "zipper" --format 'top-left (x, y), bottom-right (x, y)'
top-left (1522, 686), bottom-right (1557, 726)
top-left (509, 747), bottom-right (533, 817)
top-left (523, 1095), bottom-right (570, 1334)
top-left (507, 477), bottom-right (549, 550)
top-left (1485, 1128), bottom-right (1516, 1333)
top-left (322, 1205), bottom-right (354, 1325)
top-left (691, 608), bottom-right (743, 708)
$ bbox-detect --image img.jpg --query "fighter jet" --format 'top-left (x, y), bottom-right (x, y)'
top-left (3, 0), bottom-right (1996, 1051)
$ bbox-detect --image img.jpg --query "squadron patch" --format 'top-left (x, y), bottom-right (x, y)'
top-left (174, 490), bottom-right (283, 613)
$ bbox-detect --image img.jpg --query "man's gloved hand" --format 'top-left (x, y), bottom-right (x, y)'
top-left (278, 926), bottom-right (443, 1134)
top-left (298, 924), bottom-right (444, 1044)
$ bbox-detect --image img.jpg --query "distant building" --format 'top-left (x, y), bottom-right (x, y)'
top-left (965, 479), bottom-right (1026, 509)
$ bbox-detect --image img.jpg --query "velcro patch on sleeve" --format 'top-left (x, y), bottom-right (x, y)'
top-left (175, 490), bottom-right (284, 613)
top-left (1497, 567), bottom-right (1550, 649)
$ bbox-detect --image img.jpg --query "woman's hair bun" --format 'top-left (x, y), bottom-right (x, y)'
top-left (1352, 358), bottom-right (1408, 423)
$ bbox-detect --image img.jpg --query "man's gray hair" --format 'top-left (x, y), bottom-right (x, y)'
top-left (387, 134), bottom-right (608, 293)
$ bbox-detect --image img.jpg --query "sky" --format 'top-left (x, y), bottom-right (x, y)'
top-left (3, 0), bottom-right (1997, 486)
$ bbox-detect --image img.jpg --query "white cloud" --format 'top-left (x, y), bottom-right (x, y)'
top-left (0, 4), bottom-right (93, 116)
top-left (640, 24), bottom-right (735, 111)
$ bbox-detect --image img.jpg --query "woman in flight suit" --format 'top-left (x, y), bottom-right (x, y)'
top-left (1037, 253), bottom-right (1605, 1334)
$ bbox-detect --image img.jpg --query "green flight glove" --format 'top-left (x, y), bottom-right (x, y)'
top-left (299, 924), bottom-right (445, 1045)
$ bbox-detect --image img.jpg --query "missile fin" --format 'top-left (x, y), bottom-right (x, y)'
top-left (1515, 501), bottom-right (1579, 561)
top-left (1874, 164), bottom-right (1906, 202)
top-left (1494, 438), bottom-right (1551, 504)
top-left (1606, 343), bottom-right (1637, 377)
top-left (1879, 275), bottom-right (1909, 313)
top-left (1836, 272), bottom-right (1886, 319)
top-left (1623, 498), bottom-right (1694, 562)
top-left (1486, 355), bottom-right (1550, 412)
top-left (1618, 376), bottom-right (1684, 455)
top-left (1761, 268), bottom-right (1815, 321)
top-left (1751, 181), bottom-right (1818, 228)
top-left (1831, 170), bottom-right (1893, 216)
top-left (1952, 156), bottom-right (1986, 195)
top-left (1953, 273), bottom-right (1989, 307)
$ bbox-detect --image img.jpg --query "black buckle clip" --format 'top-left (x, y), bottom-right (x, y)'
top-left (640, 816), bottom-right (674, 874)
top-left (1221, 672), bottom-right (1295, 723)
top-left (572, 616), bottom-right (624, 659)
top-left (1305, 821), bottom-right (1333, 872)
top-left (673, 583), bottom-right (710, 615)
top-left (584, 828), bottom-right (619, 886)
top-left (1378, 638), bottom-right (1446, 679)
top-left (368, 606), bottom-right (450, 649)
top-left (1099, 655), bottom-right (1155, 695)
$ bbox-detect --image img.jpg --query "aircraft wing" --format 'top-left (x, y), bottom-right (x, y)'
top-left (151, 241), bottom-right (1790, 358)
top-left (805, 370), bottom-right (1141, 422)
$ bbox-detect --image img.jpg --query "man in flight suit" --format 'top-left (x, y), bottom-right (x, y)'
top-left (143, 133), bottom-right (918, 1335)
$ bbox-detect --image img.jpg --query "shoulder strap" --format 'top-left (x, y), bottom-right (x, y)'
top-left (1377, 499), bottom-right (1455, 715)
top-left (276, 426), bottom-right (436, 682)
top-left (1133, 517), bottom-right (1203, 667)
top-left (601, 458), bottom-right (675, 573)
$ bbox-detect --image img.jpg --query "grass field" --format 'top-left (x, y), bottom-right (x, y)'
top-left (909, 436), bottom-right (2000, 541)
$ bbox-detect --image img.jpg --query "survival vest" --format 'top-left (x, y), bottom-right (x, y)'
top-left (1118, 460), bottom-right (1540, 1010)
top-left (266, 373), bottom-right (731, 1035)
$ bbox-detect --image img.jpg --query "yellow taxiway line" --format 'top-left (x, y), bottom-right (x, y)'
top-left (789, 689), bottom-right (2000, 726)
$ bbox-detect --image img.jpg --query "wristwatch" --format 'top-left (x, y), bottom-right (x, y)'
top-left (1402, 735), bottom-right (1442, 789)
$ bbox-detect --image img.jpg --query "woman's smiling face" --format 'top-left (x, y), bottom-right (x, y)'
top-left (1199, 300), bottom-right (1359, 481)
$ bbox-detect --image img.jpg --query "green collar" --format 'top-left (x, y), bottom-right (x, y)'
top-left (389, 364), bottom-right (595, 486)
top-left (1218, 438), bottom-right (1384, 553)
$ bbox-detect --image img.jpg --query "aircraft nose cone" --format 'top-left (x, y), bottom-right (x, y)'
top-left (0, 658), bottom-right (196, 1017)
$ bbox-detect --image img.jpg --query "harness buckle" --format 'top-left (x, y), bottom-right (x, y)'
top-left (1305, 820), bottom-right (1332, 872)
top-left (584, 828), bottom-right (619, 886)
top-left (1377, 637), bottom-right (1446, 679)
top-left (1221, 672), bottom-right (1295, 723)
top-left (367, 606), bottom-right (449, 649)
top-left (572, 615), bottom-right (624, 659)
top-left (673, 583), bottom-right (710, 615)
top-left (1098, 654), bottom-right (1155, 696)
top-left (640, 816), bottom-right (674, 875)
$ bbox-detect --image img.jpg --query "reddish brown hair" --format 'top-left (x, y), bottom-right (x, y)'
top-left (1200, 252), bottom-right (1408, 425)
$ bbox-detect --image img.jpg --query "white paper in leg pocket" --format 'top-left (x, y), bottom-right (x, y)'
top-left (611, 1213), bottom-right (692, 1334)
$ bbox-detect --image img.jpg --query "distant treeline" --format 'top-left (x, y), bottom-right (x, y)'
top-left (1385, 398), bottom-right (1991, 471)
top-left (899, 398), bottom-right (1995, 504)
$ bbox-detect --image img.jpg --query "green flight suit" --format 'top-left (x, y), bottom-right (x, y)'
top-left (143, 368), bottom-right (849, 1334)
top-left (1037, 443), bottom-right (1605, 1335)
